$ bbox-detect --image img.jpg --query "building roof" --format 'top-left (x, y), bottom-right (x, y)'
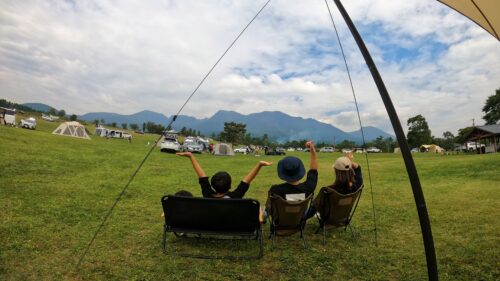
top-left (467, 124), bottom-right (500, 141)
top-left (475, 124), bottom-right (500, 134)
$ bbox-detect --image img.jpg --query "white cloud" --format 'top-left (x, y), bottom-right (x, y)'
top-left (0, 0), bottom-right (499, 137)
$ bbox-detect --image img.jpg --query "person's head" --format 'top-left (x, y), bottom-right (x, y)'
top-left (277, 156), bottom-right (306, 183)
top-left (174, 190), bottom-right (193, 197)
top-left (211, 171), bottom-right (232, 194)
top-left (333, 156), bottom-right (355, 185)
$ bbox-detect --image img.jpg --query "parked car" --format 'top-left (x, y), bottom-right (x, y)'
top-left (265, 147), bottom-right (286, 156)
top-left (355, 148), bottom-right (366, 153)
top-left (0, 107), bottom-right (16, 126)
top-left (182, 140), bottom-right (203, 153)
top-left (319, 147), bottom-right (334, 153)
top-left (20, 117), bottom-right (36, 129)
top-left (341, 148), bottom-right (352, 153)
top-left (234, 147), bottom-right (248, 153)
top-left (367, 147), bottom-right (382, 153)
top-left (160, 138), bottom-right (181, 153)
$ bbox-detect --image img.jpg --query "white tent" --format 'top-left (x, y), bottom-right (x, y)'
top-left (213, 143), bottom-right (234, 156)
top-left (420, 144), bottom-right (445, 153)
top-left (52, 122), bottom-right (91, 140)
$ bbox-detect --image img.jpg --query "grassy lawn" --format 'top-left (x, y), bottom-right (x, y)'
top-left (1, 117), bottom-right (499, 280)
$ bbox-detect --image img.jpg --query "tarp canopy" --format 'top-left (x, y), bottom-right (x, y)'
top-left (52, 122), bottom-right (91, 140)
top-left (438, 0), bottom-right (500, 40)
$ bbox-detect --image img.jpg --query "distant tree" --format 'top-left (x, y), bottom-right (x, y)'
top-left (57, 109), bottom-right (66, 117)
top-left (482, 88), bottom-right (500, 125)
top-left (455, 126), bottom-right (474, 144)
top-left (111, 122), bottom-right (117, 128)
top-left (130, 123), bottom-right (138, 130)
top-left (121, 123), bottom-right (128, 130)
top-left (407, 114), bottom-right (432, 148)
top-left (219, 122), bottom-right (246, 144)
top-left (69, 114), bottom-right (77, 121)
top-left (337, 140), bottom-right (356, 149)
top-left (145, 121), bottom-right (165, 134)
top-left (94, 119), bottom-right (99, 127)
top-left (142, 122), bottom-right (146, 132)
top-left (48, 107), bottom-right (57, 115)
top-left (100, 119), bottom-right (105, 125)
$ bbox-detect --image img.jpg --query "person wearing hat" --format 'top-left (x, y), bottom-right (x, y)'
top-left (305, 151), bottom-right (363, 219)
top-left (265, 141), bottom-right (318, 210)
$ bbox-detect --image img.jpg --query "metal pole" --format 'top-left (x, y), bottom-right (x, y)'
top-left (333, 1), bottom-right (438, 280)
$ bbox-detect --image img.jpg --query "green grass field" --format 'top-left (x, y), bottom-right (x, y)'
top-left (1, 116), bottom-right (499, 280)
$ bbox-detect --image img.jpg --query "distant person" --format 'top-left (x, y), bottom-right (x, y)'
top-left (265, 141), bottom-right (318, 214)
top-left (306, 151), bottom-right (363, 219)
top-left (176, 152), bottom-right (272, 198)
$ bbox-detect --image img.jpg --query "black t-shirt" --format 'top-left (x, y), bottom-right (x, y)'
top-left (199, 177), bottom-right (250, 198)
top-left (268, 169), bottom-right (318, 199)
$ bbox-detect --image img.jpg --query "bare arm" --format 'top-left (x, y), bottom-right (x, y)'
top-left (176, 152), bottom-right (207, 177)
top-left (347, 151), bottom-right (359, 169)
top-left (242, 161), bottom-right (272, 184)
top-left (306, 141), bottom-right (318, 170)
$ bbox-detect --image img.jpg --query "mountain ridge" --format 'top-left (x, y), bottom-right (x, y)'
top-left (78, 110), bottom-right (394, 143)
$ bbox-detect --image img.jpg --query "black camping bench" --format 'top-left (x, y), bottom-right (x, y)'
top-left (161, 195), bottom-right (264, 259)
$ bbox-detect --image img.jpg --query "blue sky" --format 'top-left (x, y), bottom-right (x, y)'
top-left (0, 0), bottom-right (499, 136)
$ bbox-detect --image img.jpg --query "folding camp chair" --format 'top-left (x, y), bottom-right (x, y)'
top-left (314, 185), bottom-right (364, 245)
top-left (267, 193), bottom-right (313, 249)
top-left (161, 195), bottom-right (263, 259)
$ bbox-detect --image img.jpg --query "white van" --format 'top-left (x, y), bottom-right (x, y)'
top-left (0, 107), bottom-right (16, 126)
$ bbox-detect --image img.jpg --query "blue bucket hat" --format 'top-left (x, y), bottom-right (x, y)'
top-left (277, 156), bottom-right (306, 182)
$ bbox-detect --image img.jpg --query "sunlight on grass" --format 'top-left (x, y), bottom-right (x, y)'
top-left (0, 119), bottom-right (499, 280)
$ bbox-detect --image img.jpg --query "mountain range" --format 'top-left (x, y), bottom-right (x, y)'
top-left (78, 109), bottom-right (393, 144)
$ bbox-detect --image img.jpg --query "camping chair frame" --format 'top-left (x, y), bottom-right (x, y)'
top-left (267, 193), bottom-right (313, 249)
top-left (315, 185), bottom-right (364, 245)
top-left (161, 195), bottom-right (264, 260)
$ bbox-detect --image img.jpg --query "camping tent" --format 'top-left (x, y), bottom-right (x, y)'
top-left (213, 143), bottom-right (234, 156)
top-left (419, 144), bottom-right (444, 153)
top-left (52, 122), bottom-right (91, 140)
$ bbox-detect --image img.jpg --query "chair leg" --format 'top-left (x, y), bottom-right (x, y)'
top-left (162, 228), bottom-right (167, 255)
top-left (348, 224), bottom-right (354, 238)
top-left (300, 227), bottom-right (307, 249)
top-left (257, 229), bottom-right (264, 259)
top-left (323, 226), bottom-right (326, 246)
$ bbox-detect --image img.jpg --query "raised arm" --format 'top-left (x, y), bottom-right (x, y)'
top-left (176, 152), bottom-right (207, 178)
top-left (306, 141), bottom-right (318, 170)
top-left (346, 151), bottom-right (359, 169)
top-left (242, 161), bottom-right (272, 184)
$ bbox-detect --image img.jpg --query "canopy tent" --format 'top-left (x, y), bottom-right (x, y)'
top-left (52, 122), bottom-right (91, 140)
top-left (213, 143), bottom-right (234, 156)
top-left (438, 0), bottom-right (499, 41)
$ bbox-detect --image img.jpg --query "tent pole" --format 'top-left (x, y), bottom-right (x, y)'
top-left (332, 1), bottom-right (438, 280)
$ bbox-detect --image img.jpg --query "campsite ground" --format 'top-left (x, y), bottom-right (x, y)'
top-left (0, 117), bottom-right (499, 280)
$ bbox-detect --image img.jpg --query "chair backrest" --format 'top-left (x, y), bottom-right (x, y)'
top-left (161, 195), bottom-right (261, 234)
top-left (269, 194), bottom-right (312, 235)
top-left (318, 185), bottom-right (363, 227)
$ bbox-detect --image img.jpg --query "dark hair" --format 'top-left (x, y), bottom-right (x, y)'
top-left (174, 190), bottom-right (193, 197)
top-left (333, 169), bottom-right (356, 190)
top-left (210, 171), bottom-right (232, 194)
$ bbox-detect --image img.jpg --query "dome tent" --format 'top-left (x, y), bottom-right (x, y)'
top-left (52, 121), bottom-right (91, 140)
